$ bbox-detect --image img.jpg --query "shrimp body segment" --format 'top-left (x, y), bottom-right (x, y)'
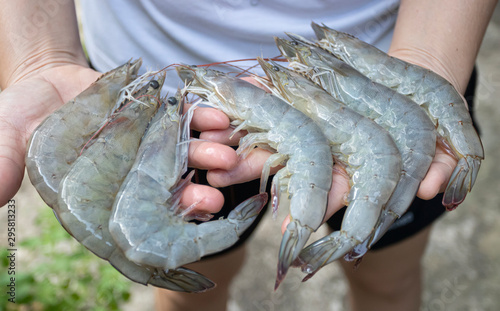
top-left (25, 59), bottom-right (142, 208)
top-left (258, 59), bottom-right (401, 279)
top-left (55, 75), bottom-right (214, 293)
top-left (312, 22), bottom-right (484, 210)
top-left (109, 90), bottom-right (268, 271)
top-left (276, 36), bottom-right (436, 257)
top-left (176, 65), bottom-right (333, 289)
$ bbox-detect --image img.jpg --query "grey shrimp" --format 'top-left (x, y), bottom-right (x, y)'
top-left (26, 59), bottom-right (141, 208)
top-left (312, 22), bottom-right (484, 210)
top-left (56, 74), bottom-right (214, 293)
top-left (176, 65), bottom-right (333, 289)
top-left (109, 89), bottom-right (267, 271)
top-left (276, 36), bottom-right (436, 258)
top-left (258, 59), bottom-right (401, 280)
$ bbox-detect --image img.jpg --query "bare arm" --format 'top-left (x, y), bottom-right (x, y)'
top-left (0, 0), bottom-right (88, 88)
top-left (389, 0), bottom-right (497, 93)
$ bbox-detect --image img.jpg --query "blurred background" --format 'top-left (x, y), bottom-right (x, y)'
top-left (2, 4), bottom-right (500, 311)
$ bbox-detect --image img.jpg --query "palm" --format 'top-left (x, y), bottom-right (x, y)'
top-left (0, 65), bottom-right (101, 206)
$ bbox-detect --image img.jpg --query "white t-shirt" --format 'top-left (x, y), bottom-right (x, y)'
top-left (81, 0), bottom-right (399, 92)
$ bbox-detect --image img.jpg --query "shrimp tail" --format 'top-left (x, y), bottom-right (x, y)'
top-left (368, 211), bottom-right (399, 247)
top-left (194, 193), bottom-right (268, 255)
top-left (108, 246), bottom-right (214, 293)
top-left (344, 210), bottom-right (398, 261)
top-left (226, 193), bottom-right (268, 234)
top-left (293, 231), bottom-right (358, 281)
top-left (275, 220), bottom-right (312, 290)
top-left (344, 238), bottom-right (370, 262)
top-left (443, 156), bottom-right (481, 210)
top-left (348, 176), bottom-right (422, 260)
top-left (149, 267), bottom-right (215, 293)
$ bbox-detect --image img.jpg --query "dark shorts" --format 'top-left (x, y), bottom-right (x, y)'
top-left (196, 67), bottom-right (480, 257)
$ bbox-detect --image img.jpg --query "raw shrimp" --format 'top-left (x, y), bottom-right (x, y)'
top-left (56, 74), bottom-right (214, 292)
top-left (312, 22), bottom-right (484, 210)
top-left (276, 36), bottom-right (436, 257)
top-left (109, 89), bottom-right (268, 270)
top-left (176, 65), bottom-right (333, 289)
top-left (26, 59), bottom-right (141, 208)
top-left (258, 58), bottom-right (401, 279)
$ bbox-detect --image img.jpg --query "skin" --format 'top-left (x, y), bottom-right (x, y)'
top-left (0, 0), bottom-right (496, 310)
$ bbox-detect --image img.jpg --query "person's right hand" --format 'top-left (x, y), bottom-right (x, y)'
top-left (0, 64), bottom-right (102, 206)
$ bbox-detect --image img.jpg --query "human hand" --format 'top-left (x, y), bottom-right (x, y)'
top-left (0, 64), bottom-right (101, 206)
top-left (182, 105), bottom-right (242, 213)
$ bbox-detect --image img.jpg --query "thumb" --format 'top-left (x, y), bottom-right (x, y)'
top-left (417, 143), bottom-right (458, 200)
top-left (0, 124), bottom-right (26, 206)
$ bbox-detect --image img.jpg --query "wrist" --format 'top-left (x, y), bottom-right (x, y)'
top-left (0, 45), bottom-right (88, 90)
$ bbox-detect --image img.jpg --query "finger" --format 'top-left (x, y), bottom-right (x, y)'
top-left (324, 166), bottom-right (351, 220)
top-left (0, 134), bottom-right (24, 206)
top-left (188, 140), bottom-right (238, 170)
top-left (417, 144), bottom-right (458, 200)
top-left (280, 164), bottom-right (350, 234)
top-left (189, 106), bottom-right (230, 132)
top-left (207, 148), bottom-right (280, 187)
top-left (180, 182), bottom-right (225, 215)
top-left (0, 104), bottom-right (28, 206)
top-left (199, 128), bottom-right (247, 146)
top-left (0, 157), bottom-right (24, 207)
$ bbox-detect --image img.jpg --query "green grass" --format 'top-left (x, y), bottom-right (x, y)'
top-left (1, 207), bottom-right (131, 311)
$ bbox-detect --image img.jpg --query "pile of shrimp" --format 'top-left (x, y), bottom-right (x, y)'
top-left (25, 22), bottom-right (483, 292)
top-left (25, 59), bottom-right (267, 293)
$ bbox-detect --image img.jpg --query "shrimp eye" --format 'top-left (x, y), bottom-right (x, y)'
top-left (167, 97), bottom-right (178, 105)
top-left (273, 65), bottom-right (280, 72)
top-left (149, 80), bottom-right (160, 89)
top-left (292, 41), bottom-right (299, 46)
